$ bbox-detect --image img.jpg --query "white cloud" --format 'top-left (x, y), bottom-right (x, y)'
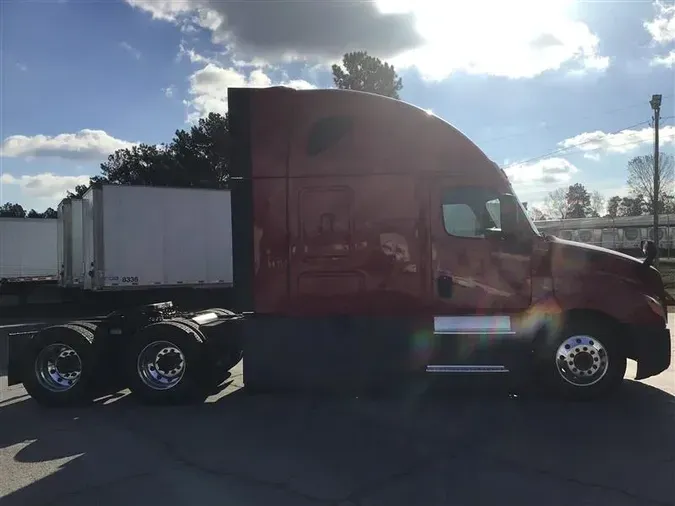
top-left (16, 63), bottom-right (28, 72)
top-left (384, 0), bottom-right (609, 80)
top-left (0, 130), bottom-right (136, 160)
top-left (583, 152), bottom-right (601, 161)
top-left (176, 41), bottom-right (218, 65)
top-left (185, 64), bottom-right (315, 122)
top-left (645, 1), bottom-right (675, 44)
top-left (120, 41), bottom-right (141, 60)
top-left (125, 0), bottom-right (608, 80)
top-left (645, 2), bottom-right (675, 66)
top-left (557, 125), bottom-right (675, 156)
top-left (505, 157), bottom-right (580, 186)
top-left (1, 172), bottom-right (91, 201)
top-left (125, 0), bottom-right (191, 22)
top-left (651, 49), bottom-right (675, 67)
top-left (181, 23), bottom-right (198, 34)
top-left (162, 85), bottom-right (175, 98)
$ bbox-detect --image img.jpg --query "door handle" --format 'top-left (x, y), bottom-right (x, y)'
top-left (437, 275), bottom-right (453, 298)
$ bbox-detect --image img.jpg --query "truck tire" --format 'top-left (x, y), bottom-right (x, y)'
top-left (125, 320), bottom-right (209, 405)
top-left (69, 320), bottom-right (127, 396)
top-left (21, 324), bottom-right (96, 407)
top-left (538, 317), bottom-right (627, 401)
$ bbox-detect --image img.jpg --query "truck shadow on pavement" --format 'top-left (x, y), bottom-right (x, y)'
top-left (1, 380), bottom-right (674, 506)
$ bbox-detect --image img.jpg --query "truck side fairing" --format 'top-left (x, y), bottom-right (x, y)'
top-left (227, 87), bottom-right (535, 390)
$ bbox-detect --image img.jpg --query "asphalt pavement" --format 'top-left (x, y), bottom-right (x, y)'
top-left (1, 317), bottom-right (674, 506)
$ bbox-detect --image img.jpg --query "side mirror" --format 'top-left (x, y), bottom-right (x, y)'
top-left (499, 193), bottom-right (519, 237)
top-left (641, 240), bottom-right (657, 267)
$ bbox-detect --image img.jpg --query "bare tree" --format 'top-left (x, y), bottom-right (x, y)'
top-left (626, 152), bottom-right (675, 213)
top-left (543, 187), bottom-right (567, 219)
top-left (528, 206), bottom-right (548, 221)
top-left (590, 190), bottom-right (605, 217)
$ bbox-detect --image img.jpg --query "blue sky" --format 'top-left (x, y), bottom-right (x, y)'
top-left (1, 0), bottom-right (674, 215)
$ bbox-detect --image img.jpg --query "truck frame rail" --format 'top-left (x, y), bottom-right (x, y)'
top-left (0, 301), bottom-right (244, 405)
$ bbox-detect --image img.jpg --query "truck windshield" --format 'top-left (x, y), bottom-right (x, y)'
top-left (498, 164), bottom-right (541, 237)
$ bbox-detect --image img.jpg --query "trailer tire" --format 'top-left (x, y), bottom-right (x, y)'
top-left (21, 324), bottom-right (96, 407)
top-left (125, 320), bottom-right (209, 405)
top-left (537, 316), bottom-right (627, 401)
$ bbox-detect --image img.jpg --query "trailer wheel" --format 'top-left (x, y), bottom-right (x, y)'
top-left (21, 324), bottom-right (96, 407)
top-left (125, 320), bottom-right (208, 405)
top-left (538, 317), bottom-right (626, 401)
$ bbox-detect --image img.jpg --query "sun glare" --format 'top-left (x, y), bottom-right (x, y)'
top-left (375, 0), bottom-right (600, 80)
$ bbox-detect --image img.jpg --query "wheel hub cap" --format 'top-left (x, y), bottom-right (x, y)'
top-left (35, 344), bottom-right (83, 393)
top-left (137, 341), bottom-right (186, 390)
top-left (573, 352), bottom-right (594, 371)
top-left (555, 335), bottom-right (609, 387)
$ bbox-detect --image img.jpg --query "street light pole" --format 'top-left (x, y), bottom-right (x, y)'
top-left (650, 94), bottom-right (662, 264)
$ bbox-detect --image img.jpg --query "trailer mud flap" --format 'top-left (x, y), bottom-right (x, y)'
top-left (1, 324), bottom-right (42, 392)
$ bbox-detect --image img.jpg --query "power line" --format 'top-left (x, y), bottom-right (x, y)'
top-left (509, 137), bottom-right (668, 177)
top-left (480, 94), bottom-right (673, 146)
top-left (565, 135), bottom-right (672, 160)
top-left (503, 119), bottom-right (653, 168)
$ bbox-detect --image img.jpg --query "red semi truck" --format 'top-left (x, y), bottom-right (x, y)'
top-left (8, 86), bottom-right (671, 406)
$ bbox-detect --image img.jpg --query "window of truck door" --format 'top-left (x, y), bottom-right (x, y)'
top-left (430, 184), bottom-right (532, 314)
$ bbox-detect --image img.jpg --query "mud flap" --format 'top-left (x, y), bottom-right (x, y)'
top-left (634, 325), bottom-right (671, 380)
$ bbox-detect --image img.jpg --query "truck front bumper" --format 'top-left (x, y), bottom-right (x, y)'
top-left (634, 324), bottom-right (672, 380)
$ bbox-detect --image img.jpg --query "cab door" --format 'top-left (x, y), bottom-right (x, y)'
top-left (426, 181), bottom-right (534, 373)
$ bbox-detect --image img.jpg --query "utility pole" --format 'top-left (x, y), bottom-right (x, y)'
top-left (650, 94), bottom-right (662, 264)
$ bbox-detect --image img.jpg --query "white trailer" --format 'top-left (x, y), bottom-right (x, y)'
top-left (0, 218), bottom-right (58, 283)
top-left (57, 198), bottom-right (85, 287)
top-left (81, 184), bottom-right (233, 291)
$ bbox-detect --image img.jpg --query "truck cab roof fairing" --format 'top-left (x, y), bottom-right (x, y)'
top-left (227, 87), bottom-right (507, 186)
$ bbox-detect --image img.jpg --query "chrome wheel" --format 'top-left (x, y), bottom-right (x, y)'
top-left (35, 343), bottom-right (83, 393)
top-left (555, 335), bottom-right (609, 387)
top-left (137, 341), bottom-right (186, 391)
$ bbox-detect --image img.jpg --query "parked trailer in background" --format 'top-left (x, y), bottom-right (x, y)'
top-left (58, 187), bottom-right (234, 306)
top-left (534, 214), bottom-right (675, 256)
top-left (58, 198), bottom-right (84, 288)
top-left (2, 188), bottom-right (235, 312)
top-left (80, 184), bottom-right (233, 291)
top-left (0, 218), bottom-right (58, 302)
top-left (5, 87), bottom-right (671, 408)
